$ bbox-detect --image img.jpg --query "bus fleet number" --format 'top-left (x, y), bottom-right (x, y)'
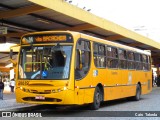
top-left (18, 81), bottom-right (29, 86)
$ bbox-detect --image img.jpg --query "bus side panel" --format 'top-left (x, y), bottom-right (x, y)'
top-left (120, 69), bottom-right (129, 98)
top-left (63, 90), bottom-right (75, 105)
top-left (135, 71), bottom-right (142, 83)
top-left (141, 71), bottom-right (152, 95)
top-left (84, 88), bottom-right (95, 104)
top-left (146, 71), bottom-right (152, 93)
top-left (75, 67), bottom-right (94, 104)
top-left (103, 69), bottom-right (123, 100)
top-left (83, 68), bottom-right (107, 104)
top-left (124, 70), bottom-right (137, 97)
top-left (104, 87), bottom-right (123, 100)
top-left (141, 72), bottom-right (147, 95)
top-left (74, 81), bottom-right (85, 105)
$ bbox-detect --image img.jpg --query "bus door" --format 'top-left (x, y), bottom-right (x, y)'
top-left (74, 39), bottom-right (91, 104)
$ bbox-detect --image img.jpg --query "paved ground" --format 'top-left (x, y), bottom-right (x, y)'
top-left (0, 93), bottom-right (36, 111)
top-left (3, 93), bottom-right (15, 100)
top-left (0, 86), bottom-right (160, 120)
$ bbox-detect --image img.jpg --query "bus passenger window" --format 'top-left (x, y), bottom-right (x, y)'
top-left (107, 46), bottom-right (118, 68)
top-left (75, 40), bottom-right (91, 79)
top-left (93, 43), bottom-right (106, 68)
top-left (142, 54), bottom-right (148, 71)
top-left (119, 49), bottom-right (127, 69)
top-left (147, 56), bottom-right (151, 71)
top-left (135, 53), bottom-right (142, 70)
top-left (127, 51), bottom-right (135, 70)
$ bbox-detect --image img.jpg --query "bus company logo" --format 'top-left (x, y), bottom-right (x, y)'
top-left (1, 112), bottom-right (42, 118)
top-left (93, 70), bottom-right (98, 77)
top-left (2, 112), bottom-right (12, 117)
top-left (22, 37), bottom-right (33, 44)
top-left (128, 72), bottom-right (132, 84)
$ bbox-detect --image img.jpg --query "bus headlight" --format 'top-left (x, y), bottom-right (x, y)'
top-left (52, 88), bottom-right (65, 93)
top-left (52, 90), bottom-right (56, 93)
top-left (57, 89), bottom-right (61, 92)
top-left (63, 86), bottom-right (67, 90)
top-left (25, 89), bottom-right (30, 93)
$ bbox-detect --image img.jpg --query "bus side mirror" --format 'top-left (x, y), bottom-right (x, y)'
top-left (9, 44), bottom-right (20, 65)
top-left (10, 49), bottom-right (13, 59)
top-left (76, 49), bottom-right (82, 71)
top-left (79, 50), bottom-right (83, 71)
top-left (9, 49), bottom-right (17, 65)
top-left (79, 50), bottom-right (84, 71)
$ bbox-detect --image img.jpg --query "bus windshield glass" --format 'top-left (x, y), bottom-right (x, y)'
top-left (19, 45), bottom-right (72, 80)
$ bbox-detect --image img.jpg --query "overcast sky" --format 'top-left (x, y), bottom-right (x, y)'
top-left (69, 0), bottom-right (160, 42)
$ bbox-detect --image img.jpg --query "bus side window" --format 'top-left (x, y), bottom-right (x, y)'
top-left (147, 56), bottom-right (151, 71)
top-left (142, 54), bottom-right (148, 71)
top-left (119, 49), bottom-right (127, 69)
top-left (127, 51), bottom-right (135, 70)
top-left (75, 40), bottom-right (91, 80)
top-left (135, 53), bottom-right (140, 70)
top-left (140, 54), bottom-right (143, 70)
top-left (93, 43), bottom-right (106, 68)
top-left (107, 46), bottom-right (118, 68)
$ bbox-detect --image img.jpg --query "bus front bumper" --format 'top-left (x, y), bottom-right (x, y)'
top-left (15, 87), bottom-right (75, 105)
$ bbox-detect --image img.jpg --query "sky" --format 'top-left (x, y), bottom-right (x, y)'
top-left (68, 0), bottom-right (160, 42)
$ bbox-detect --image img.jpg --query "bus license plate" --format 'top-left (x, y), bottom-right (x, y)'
top-left (35, 96), bottom-right (45, 100)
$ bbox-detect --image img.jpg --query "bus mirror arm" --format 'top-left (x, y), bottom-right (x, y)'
top-left (79, 63), bottom-right (82, 71)
top-left (10, 59), bottom-right (17, 66)
top-left (10, 49), bottom-right (17, 65)
top-left (9, 44), bottom-right (19, 65)
top-left (75, 49), bottom-right (83, 71)
top-left (79, 50), bottom-right (83, 71)
top-left (10, 49), bottom-right (13, 59)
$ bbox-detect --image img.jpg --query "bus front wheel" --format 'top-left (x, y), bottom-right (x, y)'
top-left (90, 87), bottom-right (101, 110)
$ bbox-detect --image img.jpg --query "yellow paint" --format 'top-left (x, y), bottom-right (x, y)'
top-left (15, 31), bottom-right (152, 106)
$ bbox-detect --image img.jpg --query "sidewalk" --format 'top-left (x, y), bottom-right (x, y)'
top-left (0, 92), bottom-right (36, 111)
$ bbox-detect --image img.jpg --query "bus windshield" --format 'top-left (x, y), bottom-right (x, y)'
top-left (19, 45), bottom-right (72, 80)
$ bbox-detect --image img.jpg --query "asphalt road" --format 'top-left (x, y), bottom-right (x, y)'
top-left (3, 87), bottom-right (160, 120)
top-left (3, 93), bottom-right (15, 100)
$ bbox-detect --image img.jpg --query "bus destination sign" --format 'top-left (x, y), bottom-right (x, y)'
top-left (21, 34), bottom-right (73, 44)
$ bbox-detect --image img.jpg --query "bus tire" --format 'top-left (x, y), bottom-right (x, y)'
top-left (90, 87), bottom-right (101, 110)
top-left (133, 84), bottom-right (141, 101)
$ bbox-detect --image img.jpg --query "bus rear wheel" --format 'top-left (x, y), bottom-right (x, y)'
top-left (127, 84), bottom-right (141, 101)
top-left (128, 84), bottom-right (141, 101)
top-left (90, 87), bottom-right (101, 110)
top-left (134, 84), bottom-right (141, 101)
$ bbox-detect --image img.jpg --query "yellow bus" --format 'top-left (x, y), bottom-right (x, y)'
top-left (10, 31), bottom-right (152, 110)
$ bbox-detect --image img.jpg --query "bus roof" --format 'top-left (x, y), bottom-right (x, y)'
top-left (79, 32), bottom-right (151, 56)
top-left (22, 31), bottom-right (151, 56)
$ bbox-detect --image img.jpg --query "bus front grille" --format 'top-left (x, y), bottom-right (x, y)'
top-left (22, 97), bottom-right (62, 102)
top-left (30, 90), bottom-right (52, 94)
